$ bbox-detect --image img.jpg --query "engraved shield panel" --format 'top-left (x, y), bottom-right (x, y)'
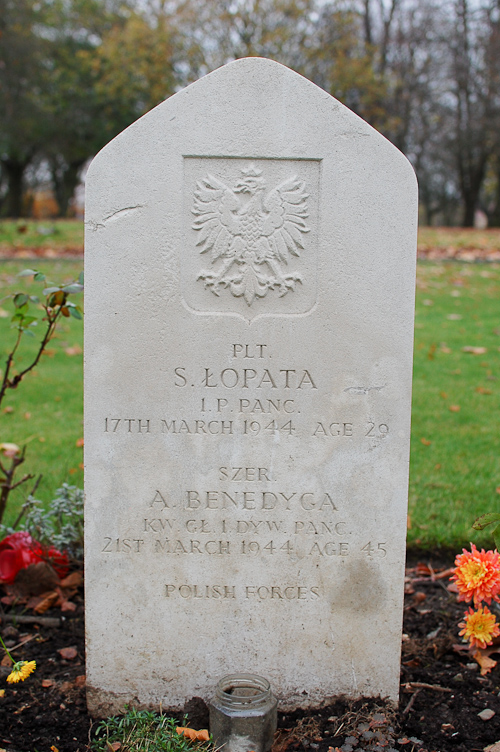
top-left (182, 157), bottom-right (319, 321)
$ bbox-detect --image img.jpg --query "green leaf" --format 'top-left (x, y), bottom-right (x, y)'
top-left (34, 272), bottom-right (46, 282)
top-left (492, 524), bottom-right (500, 552)
top-left (13, 293), bottom-right (29, 308)
top-left (29, 295), bottom-right (40, 304)
top-left (69, 307), bottom-right (83, 319)
top-left (62, 283), bottom-right (84, 294)
top-left (18, 269), bottom-right (37, 277)
top-left (472, 513), bottom-right (500, 531)
top-left (23, 329), bottom-right (35, 337)
top-left (78, 271), bottom-right (84, 285)
top-left (43, 286), bottom-right (61, 295)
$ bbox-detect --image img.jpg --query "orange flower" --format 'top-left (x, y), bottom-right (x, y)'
top-left (451, 544), bottom-right (500, 606)
top-left (459, 605), bottom-right (500, 649)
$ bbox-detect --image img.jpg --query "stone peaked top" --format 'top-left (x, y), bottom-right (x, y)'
top-left (87, 56), bottom-right (416, 186)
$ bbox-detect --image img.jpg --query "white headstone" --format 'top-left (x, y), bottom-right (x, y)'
top-left (84, 57), bottom-right (417, 716)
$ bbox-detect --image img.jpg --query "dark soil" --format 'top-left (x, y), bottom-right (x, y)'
top-left (1, 553), bottom-right (500, 752)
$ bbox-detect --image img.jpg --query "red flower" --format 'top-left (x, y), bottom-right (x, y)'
top-left (451, 544), bottom-right (500, 606)
top-left (0, 532), bottom-right (69, 584)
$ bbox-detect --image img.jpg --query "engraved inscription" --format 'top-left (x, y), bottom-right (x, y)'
top-left (164, 584), bottom-right (321, 600)
top-left (192, 164), bottom-right (310, 305)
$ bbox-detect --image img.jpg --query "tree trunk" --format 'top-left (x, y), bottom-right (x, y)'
top-left (50, 159), bottom-right (85, 217)
top-left (1, 158), bottom-right (29, 218)
top-left (489, 161), bottom-right (500, 227)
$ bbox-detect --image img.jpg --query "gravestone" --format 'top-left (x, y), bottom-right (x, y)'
top-left (84, 57), bottom-right (417, 716)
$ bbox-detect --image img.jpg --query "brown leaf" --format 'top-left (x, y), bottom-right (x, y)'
top-left (75, 437), bottom-right (84, 447)
top-left (449, 404), bottom-right (460, 412)
top-left (60, 599), bottom-right (77, 612)
top-left (412, 591), bottom-right (427, 604)
top-left (421, 437), bottom-right (432, 446)
top-left (473, 649), bottom-right (497, 676)
top-left (60, 571), bottom-right (83, 589)
top-left (41, 679), bottom-right (54, 688)
top-left (33, 590), bottom-right (59, 614)
top-left (463, 346), bottom-right (487, 354)
top-left (65, 345), bottom-right (82, 356)
top-left (476, 386), bottom-right (492, 395)
top-left (107, 743), bottom-right (121, 751)
top-left (74, 674), bottom-right (86, 687)
top-left (58, 646), bottom-right (78, 660)
top-left (1, 655), bottom-right (12, 667)
top-left (440, 391), bottom-right (448, 399)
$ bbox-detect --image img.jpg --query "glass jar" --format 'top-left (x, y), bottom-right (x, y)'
top-left (209, 673), bottom-right (278, 752)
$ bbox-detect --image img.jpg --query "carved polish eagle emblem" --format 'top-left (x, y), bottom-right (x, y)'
top-left (192, 164), bottom-right (310, 306)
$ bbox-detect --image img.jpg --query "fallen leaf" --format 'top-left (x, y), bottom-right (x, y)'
top-left (42, 348), bottom-right (56, 357)
top-left (0, 442), bottom-right (20, 458)
top-left (412, 591), bottom-right (427, 604)
top-left (447, 314), bottom-right (462, 320)
top-left (58, 646), bottom-right (78, 660)
top-left (423, 299), bottom-right (434, 306)
top-left (65, 345), bottom-right (82, 356)
top-left (76, 437), bottom-right (84, 447)
top-left (1, 655), bottom-right (12, 667)
top-left (476, 386), bottom-right (492, 394)
top-left (33, 590), bottom-right (59, 614)
top-left (440, 346), bottom-right (452, 353)
top-left (42, 679), bottom-right (54, 688)
top-left (440, 392), bottom-right (448, 399)
top-left (60, 571), bottom-right (83, 588)
top-left (3, 406), bottom-right (14, 413)
top-left (449, 404), bottom-right (460, 412)
top-left (60, 599), bottom-right (77, 612)
top-left (473, 649), bottom-right (497, 676)
top-left (421, 438), bottom-right (432, 445)
top-left (75, 674), bottom-right (86, 687)
top-left (24, 412), bottom-right (31, 420)
top-left (69, 468), bottom-right (78, 474)
top-left (79, 462), bottom-right (84, 469)
top-left (107, 743), bottom-right (121, 752)
top-left (435, 463), bottom-right (442, 470)
top-left (463, 346), bottom-right (487, 354)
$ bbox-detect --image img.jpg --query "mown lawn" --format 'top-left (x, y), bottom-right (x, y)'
top-left (0, 219), bottom-right (83, 252)
top-left (0, 241), bottom-right (499, 548)
top-left (409, 261), bottom-right (500, 548)
top-left (0, 259), bottom-right (84, 526)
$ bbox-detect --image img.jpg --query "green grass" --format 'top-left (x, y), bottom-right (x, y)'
top-left (409, 262), bottom-right (500, 548)
top-left (0, 246), bottom-right (499, 549)
top-left (91, 710), bottom-right (213, 752)
top-left (0, 219), bottom-right (83, 251)
top-left (0, 259), bottom-right (84, 525)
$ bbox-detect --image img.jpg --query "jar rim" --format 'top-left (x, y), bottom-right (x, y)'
top-left (215, 673), bottom-right (272, 706)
